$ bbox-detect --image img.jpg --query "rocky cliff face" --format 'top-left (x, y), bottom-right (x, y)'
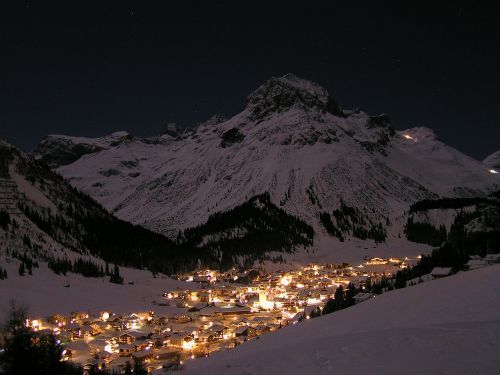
top-left (246, 73), bottom-right (344, 120)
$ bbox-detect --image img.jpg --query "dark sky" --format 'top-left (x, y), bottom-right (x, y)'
top-left (1, 1), bottom-right (499, 159)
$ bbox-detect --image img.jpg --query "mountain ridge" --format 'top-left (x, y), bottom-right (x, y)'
top-left (32, 75), bottom-right (499, 258)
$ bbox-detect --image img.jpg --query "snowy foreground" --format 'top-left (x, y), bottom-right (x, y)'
top-left (183, 265), bottom-right (500, 375)
top-left (0, 262), bottom-right (197, 322)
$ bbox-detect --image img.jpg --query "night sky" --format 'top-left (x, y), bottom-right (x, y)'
top-left (1, 1), bottom-right (499, 159)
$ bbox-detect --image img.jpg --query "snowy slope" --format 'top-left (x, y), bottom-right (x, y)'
top-left (183, 264), bottom-right (500, 375)
top-left (34, 74), bottom-right (499, 245)
top-left (484, 150), bottom-right (500, 169)
top-left (0, 260), bottom-right (197, 322)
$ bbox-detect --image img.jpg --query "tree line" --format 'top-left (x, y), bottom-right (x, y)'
top-left (320, 201), bottom-right (387, 243)
top-left (178, 193), bottom-right (314, 271)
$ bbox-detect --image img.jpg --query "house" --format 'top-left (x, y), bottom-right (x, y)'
top-left (124, 316), bottom-right (141, 329)
top-left (64, 322), bottom-right (81, 339)
top-left (151, 334), bottom-right (170, 347)
top-left (171, 314), bottom-right (191, 323)
top-left (119, 331), bottom-right (143, 345)
top-left (133, 339), bottom-right (151, 352)
top-left (59, 331), bottom-right (73, 343)
top-left (108, 356), bottom-right (132, 372)
top-left (80, 325), bottom-right (95, 339)
top-left (95, 351), bottom-right (112, 362)
top-left (234, 326), bottom-right (256, 337)
top-left (49, 314), bottom-right (69, 326)
top-left (168, 332), bottom-right (194, 348)
top-left (353, 292), bottom-right (375, 304)
top-left (430, 267), bottom-right (452, 279)
top-left (134, 311), bottom-right (153, 321)
top-left (64, 339), bottom-right (91, 359)
top-left (254, 324), bottom-right (270, 336)
top-left (154, 347), bottom-right (181, 361)
top-left (193, 274), bottom-right (211, 283)
top-left (213, 306), bottom-right (251, 316)
top-left (157, 316), bottom-right (170, 326)
top-left (71, 311), bottom-right (89, 323)
top-left (132, 349), bottom-right (154, 363)
top-left (118, 343), bottom-right (135, 355)
top-left (198, 290), bottom-right (212, 302)
top-left (268, 323), bottom-right (280, 332)
top-left (95, 321), bottom-right (110, 331)
top-left (108, 316), bottom-right (123, 324)
top-left (195, 332), bottom-right (216, 343)
top-left (109, 317), bottom-right (125, 331)
top-left (88, 339), bottom-right (110, 354)
top-left (208, 324), bottom-right (226, 339)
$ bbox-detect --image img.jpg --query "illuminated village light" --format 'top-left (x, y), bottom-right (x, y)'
top-left (489, 169), bottom-right (498, 174)
top-left (280, 277), bottom-right (290, 286)
top-left (28, 261), bottom-right (410, 370)
top-left (182, 340), bottom-right (195, 350)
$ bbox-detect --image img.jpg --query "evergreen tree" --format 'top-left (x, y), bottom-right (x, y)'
top-left (1, 302), bottom-right (82, 375)
top-left (0, 210), bottom-right (10, 228)
top-left (133, 360), bottom-right (148, 375)
top-left (394, 270), bottom-right (407, 289)
top-left (309, 306), bottom-right (322, 319)
top-left (322, 299), bottom-right (337, 315)
top-left (334, 285), bottom-right (345, 308)
top-left (88, 364), bottom-right (110, 375)
top-left (18, 262), bottom-right (25, 276)
top-left (123, 361), bottom-right (133, 375)
top-left (345, 282), bottom-right (357, 307)
top-left (109, 264), bottom-right (123, 284)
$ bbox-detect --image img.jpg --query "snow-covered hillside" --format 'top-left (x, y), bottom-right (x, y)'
top-left (0, 261), bottom-right (197, 322)
top-left (35, 74), bottom-right (498, 245)
top-left (183, 264), bottom-right (500, 375)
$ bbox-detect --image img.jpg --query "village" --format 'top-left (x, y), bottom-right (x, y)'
top-left (22, 256), bottom-right (415, 373)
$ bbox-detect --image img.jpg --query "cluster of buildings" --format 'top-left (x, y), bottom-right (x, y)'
top-left (22, 258), bottom-right (410, 373)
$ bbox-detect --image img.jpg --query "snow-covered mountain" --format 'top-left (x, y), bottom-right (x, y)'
top-left (34, 74), bottom-right (499, 248)
top-left (0, 138), bottom-right (189, 274)
top-left (183, 264), bottom-right (500, 375)
top-left (484, 150), bottom-right (500, 170)
top-left (35, 131), bottom-right (133, 168)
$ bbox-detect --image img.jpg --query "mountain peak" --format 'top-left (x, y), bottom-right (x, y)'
top-left (246, 74), bottom-right (343, 120)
